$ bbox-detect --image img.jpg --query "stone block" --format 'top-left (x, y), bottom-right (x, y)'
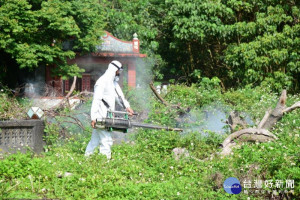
top-left (0, 120), bottom-right (45, 154)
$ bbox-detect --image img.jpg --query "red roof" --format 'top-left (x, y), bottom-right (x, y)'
top-left (94, 31), bottom-right (147, 58)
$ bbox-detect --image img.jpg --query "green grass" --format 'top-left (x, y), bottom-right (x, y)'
top-left (0, 86), bottom-right (299, 199)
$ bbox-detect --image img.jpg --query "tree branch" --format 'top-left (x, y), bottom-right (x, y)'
top-left (65, 76), bottom-right (77, 99)
top-left (220, 128), bottom-right (277, 156)
top-left (149, 82), bottom-right (171, 107)
top-left (53, 76), bottom-right (77, 109)
top-left (220, 89), bottom-right (300, 157)
top-left (221, 128), bottom-right (277, 148)
top-left (283, 101), bottom-right (300, 113)
top-left (257, 110), bottom-right (271, 129)
top-left (260, 90), bottom-right (287, 129)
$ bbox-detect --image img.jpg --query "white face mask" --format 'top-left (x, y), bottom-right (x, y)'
top-left (114, 75), bottom-right (120, 82)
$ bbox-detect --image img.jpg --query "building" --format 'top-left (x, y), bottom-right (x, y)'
top-left (45, 31), bottom-right (146, 95)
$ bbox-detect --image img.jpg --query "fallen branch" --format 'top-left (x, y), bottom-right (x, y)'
top-left (60, 120), bottom-right (85, 130)
top-left (47, 77), bottom-right (93, 111)
top-left (222, 128), bottom-right (277, 148)
top-left (44, 109), bottom-right (86, 130)
top-left (220, 90), bottom-right (300, 156)
top-left (220, 128), bottom-right (277, 156)
top-left (257, 110), bottom-right (271, 129)
top-left (149, 82), bottom-right (190, 115)
top-left (43, 109), bottom-right (87, 139)
top-left (283, 101), bottom-right (300, 113)
top-left (259, 90), bottom-right (287, 129)
top-left (149, 82), bottom-right (172, 107)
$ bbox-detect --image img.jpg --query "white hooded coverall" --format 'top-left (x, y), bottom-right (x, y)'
top-left (85, 61), bottom-right (130, 159)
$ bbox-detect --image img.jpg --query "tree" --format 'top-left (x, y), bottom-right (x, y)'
top-left (161, 0), bottom-right (234, 84)
top-left (103, 0), bottom-right (166, 80)
top-left (162, 0), bottom-right (299, 91)
top-left (0, 0), bottom-right (105, 85)
top-left (224, 3), bottom-right (299, 91)
top-left (104, 0), bottom-right (298, 91)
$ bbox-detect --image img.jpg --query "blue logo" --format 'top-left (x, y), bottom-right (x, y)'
top-left (223, 177), bottom-right (242, 194)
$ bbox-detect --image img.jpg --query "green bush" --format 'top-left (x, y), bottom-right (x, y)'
top-left (0, 85), bottom-right (299, 199)
top-left (164, 77), bottom-right (222, 108)
top-left (223, 85), bottom-right (278, 120)
top-left (0, 91), bottom-right (30, 120)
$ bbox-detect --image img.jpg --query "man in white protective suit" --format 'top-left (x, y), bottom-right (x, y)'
top-left (85, 60), bottom-right (134, 159)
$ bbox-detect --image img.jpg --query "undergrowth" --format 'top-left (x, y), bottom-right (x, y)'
top-left (0, 84), bottom-right (299, 199)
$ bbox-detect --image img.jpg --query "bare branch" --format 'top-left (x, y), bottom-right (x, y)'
top-left (257, 110), bottom-right (271, 129)
top-left (277, 89), bottom-right (287, 107)
top-left (212, 90), bottom-right (299, 158)
top-left (260, 90), bottom-right (287, 129)
top-left (149, 82), bottom-right (188, 114)
top-left (220, 128), bottom-right (277, 156)
top-left (222, 128), bottom-right (277, 148)
top-left (283, 101), bottom-right (300, 113)
top-left (149, 82), bottom-right (170, 107)
top-left (65, 76), bottom-right (77, 99)
top-left (70, 91), bottom-right (93, 99)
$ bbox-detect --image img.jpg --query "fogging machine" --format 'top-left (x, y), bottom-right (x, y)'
top-left (96, 111), bottom-right (183, 132)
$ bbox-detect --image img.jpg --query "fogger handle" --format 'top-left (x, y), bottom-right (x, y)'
top-left (107, 110), bottom-right (138, 116)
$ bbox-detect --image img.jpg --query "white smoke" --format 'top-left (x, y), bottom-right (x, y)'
top-left (180, 102), bottom-right (253, 135)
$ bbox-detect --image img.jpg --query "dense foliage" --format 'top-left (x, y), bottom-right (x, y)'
top-left (0, 85), bottom-right (299, 199)
top-left (0, 0), bottom-right (298, 91)
top-left (104, 0), bottom-right (299, 92)
top-left (0, 0), bottom-right (105, 82)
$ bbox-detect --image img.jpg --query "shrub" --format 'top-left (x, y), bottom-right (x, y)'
top-left (0, 91), bottom-right (30, 120)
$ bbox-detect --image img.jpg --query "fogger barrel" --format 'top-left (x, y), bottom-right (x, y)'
top-left (96, 118), bottom-right (183, 132)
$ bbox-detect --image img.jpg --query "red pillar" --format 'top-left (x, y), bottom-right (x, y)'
top-left (45, 65), bottom-right (63, 96)
top-left (45, 65), bottom-right (52, 85)
top-left (128, 61), bottom-right (136, 88)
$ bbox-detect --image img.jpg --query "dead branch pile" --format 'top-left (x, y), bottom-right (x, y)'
top-left (220, 90), bottom-right (300, 156)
